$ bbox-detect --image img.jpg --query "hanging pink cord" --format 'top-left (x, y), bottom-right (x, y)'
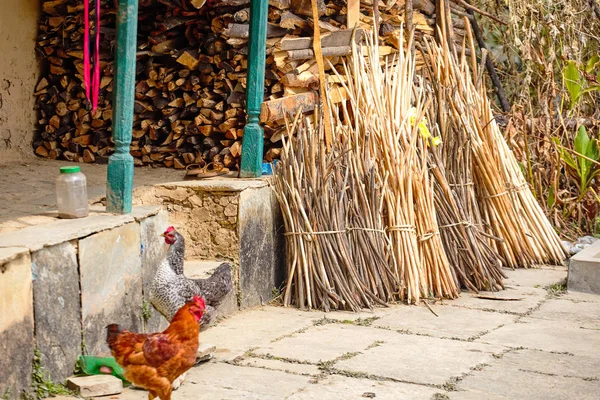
top-left (92, 0), bottom-right (101, 111)
top-left (83, 0), bottom-right (91, 102)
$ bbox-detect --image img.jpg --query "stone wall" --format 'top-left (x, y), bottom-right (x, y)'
top-left (0, 0), bottom-right (40, 163)
top-left (132, 185), bottom-right (240, 261)
top-left (0, 248), bottom-right (34, 397)
top-left (131, 179), bottom-right (286, 310)
top-left (0, 207), bottom-right (169, 398)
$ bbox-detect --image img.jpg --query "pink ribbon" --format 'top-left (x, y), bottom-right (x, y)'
top-left (92, 0), bottom-right (101, 111)
top-left (83, 0), bottom-right (90, 101)
top-left (83, 0), bottom-right (100, 112)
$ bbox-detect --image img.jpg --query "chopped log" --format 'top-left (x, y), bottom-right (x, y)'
top-left (291, 0), bottom-right (325, 17)
top-left (176, 51), bottom-right (200, 69)
top-left (223, 23), bottom-right (289, 39)
top-left (279, 12), bottom-right (309, 29)
top-left (279, 28), bottom-right (363, 50)
top-left (286, 46), bottom-right (350, 60)
top-left (260, 92), bottom-right (317, 124)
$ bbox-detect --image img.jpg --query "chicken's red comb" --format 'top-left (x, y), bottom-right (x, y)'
top-left (164, 226), bottom-right (175, 234)
top-left (192, 295), bottom-right (206, 310)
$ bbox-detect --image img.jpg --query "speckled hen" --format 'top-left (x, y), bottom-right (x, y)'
top-left (149, 226), bottom-right (233, 326)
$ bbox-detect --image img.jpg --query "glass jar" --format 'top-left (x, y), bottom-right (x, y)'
top-left (56, 166), bottom-right (89, 219)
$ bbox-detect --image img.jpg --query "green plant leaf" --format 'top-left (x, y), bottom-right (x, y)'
top-left (547, 184), bottom-right (556, 208)
top-left (585, 55), bottom-right (600, 73)
top-left (581, 85), bottom-right (600, 95)
top-left (575, 126), bottom-right (591, 191)
top-left (552, 137), bottom-right (578, 170)
top-left (563, 60), bottom-right (582, 109)
top-left (586, 134), bottom-right (599, 162)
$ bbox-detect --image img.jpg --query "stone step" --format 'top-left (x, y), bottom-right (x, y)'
top-left (184, 259), bottom-right (239, 321)
top-left (184, 259), bottom-right (228, 280)
top-left (568, 240), bottom-right (600, 294)
top-left (132, 178), bottom-right (285, 311)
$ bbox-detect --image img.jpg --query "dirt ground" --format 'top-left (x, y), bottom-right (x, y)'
top-left (0, 157), bottom-right (181, 223)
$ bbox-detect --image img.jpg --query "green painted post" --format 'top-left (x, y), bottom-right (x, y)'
top-left (106, 0), bottom-right (138, 213)
top-left (240, 0), bottom-right (269, 178)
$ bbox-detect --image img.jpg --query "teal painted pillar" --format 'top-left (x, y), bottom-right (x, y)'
top-left (240, 0), bottom-right (269, 178)
top-left (106, 0), bottom-right (138, 213)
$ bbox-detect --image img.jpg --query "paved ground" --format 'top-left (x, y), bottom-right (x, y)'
top-left (75, 265), bottom-right (599, 399)
top-left (0, 159), bottom-right (180, 223)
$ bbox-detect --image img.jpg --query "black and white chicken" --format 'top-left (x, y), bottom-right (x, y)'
top-left (149, 226), bottom-right (233, 326)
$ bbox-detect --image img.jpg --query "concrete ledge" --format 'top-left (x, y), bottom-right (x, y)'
top-left (156, 178), bottom-right (269, 192)
top-left (0, 206), bottom-right (161, 251)
top-left (568, 240), bottom-right (600, 294)
top-left (0, 246), bottom-right (30, 264)
top-left (0, 206), bottom-right (168, 396)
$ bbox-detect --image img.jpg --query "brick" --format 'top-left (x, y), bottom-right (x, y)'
top-left (66, 375), bottom-right (122, 397)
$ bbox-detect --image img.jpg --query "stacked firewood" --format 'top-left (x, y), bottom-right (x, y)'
top-left (33, 0), bottom-right (468, 168)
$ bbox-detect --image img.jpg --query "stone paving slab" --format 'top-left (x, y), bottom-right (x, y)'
top-left (253, 323), bottom-right (397, 364)
top-left (529, 297), bottom-right (600, 329)
top-left (502, 266), bottom-right (567, 288)
top-left (478, 317), bottom-right (600, 358)
top-left (238, 356), bottom-right (321, 376)
top-left (562, 290), bottom-right (600, 303)
top-left (200, 306), bottom-right (315, 361)
top-left (335, 334), bottom-right (506, 386)
top-left (448, 389), bottom-right (508, 400)
top-left (287, 375), bottom-right (439, 400)
top-left (448, 286), bottom-right (547, 315)
top-left (373, 304), bottom-right (515, 340)
top-left (180, 362), bottom-right (310, 399)
top-left (454, 359), bottom-right (600, 400)
top-left (46, 267), bottom-right (600, 400)
top-left (497, 348), bottom-right (599, 380)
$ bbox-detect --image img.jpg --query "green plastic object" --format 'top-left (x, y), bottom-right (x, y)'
top-left (60, 166), bottom-right (81, 174)
top-left (78, 355), bottom-right (128, 382)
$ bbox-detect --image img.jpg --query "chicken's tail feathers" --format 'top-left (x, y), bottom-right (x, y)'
top-left (105, 324), bottom-right (123, 349)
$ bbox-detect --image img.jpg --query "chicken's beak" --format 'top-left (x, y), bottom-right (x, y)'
top-left (160, 233), bottom-right (165, 237)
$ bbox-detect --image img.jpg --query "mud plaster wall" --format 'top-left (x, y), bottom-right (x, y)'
top-left (132, 186), bottom-right (240, 261)
top-left (0, 0), bottom-right (40, 164)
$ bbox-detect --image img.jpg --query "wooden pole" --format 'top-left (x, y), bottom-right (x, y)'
top-left (347, 0), bottom-right (360, 29)
top-left (240, 0), bottom-right (269, 178)
top-left (106, 0), bottom-right (138, 213)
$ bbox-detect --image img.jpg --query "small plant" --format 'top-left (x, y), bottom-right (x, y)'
top-left (1, 388), bottom-right (11, 400)
top-left (31, 350), bottom-right (73, 399)
top-left (141, 299), bottom-right (153, 322)
top-left (546, 282), bottom-right (567, 298)
top-left (271, 287), bottom-right (281, 300)
top-left (554, 126), bottom-right (599, 199)
top-left (562, 57), bottom-right (600, 111)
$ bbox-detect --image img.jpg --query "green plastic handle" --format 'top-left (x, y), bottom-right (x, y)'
top-left (78, 355), bottom-right (129, 382)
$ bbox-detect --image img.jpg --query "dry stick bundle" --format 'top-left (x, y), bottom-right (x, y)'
top-left (420, 39), bottom-right (506, 290)
top-left (423, 24), bottom-right (566, 268)
top-left (274, 108), bottom-right (396, 311)
top-left (341, 31), bottom-right (459, 303)
top-left (275, 29), bottom-right (462, 309)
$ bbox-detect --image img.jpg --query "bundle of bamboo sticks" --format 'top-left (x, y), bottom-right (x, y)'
top-left (423, 20), bottom-right (566, 269)
top-left (273, 25), bottom-right (566, 311)
top-left (275, 30), bottom-right (462, 309)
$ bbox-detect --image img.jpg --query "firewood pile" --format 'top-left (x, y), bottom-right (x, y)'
top-left (32, 0), bottom-right (470, 168)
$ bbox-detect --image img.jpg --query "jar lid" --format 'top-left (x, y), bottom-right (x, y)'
top-left (60, 166), bottom-right (81, 174)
